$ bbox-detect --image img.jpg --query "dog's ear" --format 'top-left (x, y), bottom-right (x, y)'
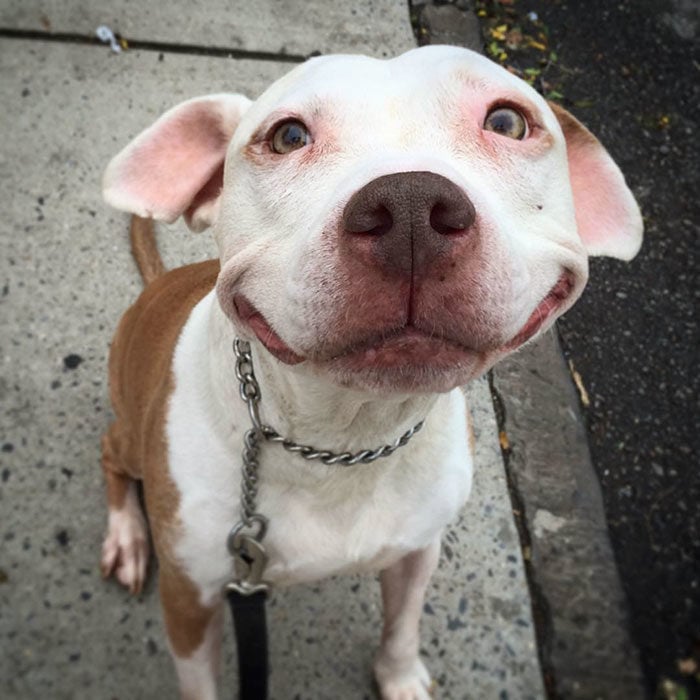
top-left (103, 94), bottom-right (251, 232)
top-left (548, 102), bottom-right (643, 261)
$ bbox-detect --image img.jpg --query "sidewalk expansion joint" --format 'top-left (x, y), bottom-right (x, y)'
top-left (0, 28), bottom-right (313, 63)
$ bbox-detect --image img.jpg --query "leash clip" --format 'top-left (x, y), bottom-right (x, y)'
top-left (226, 516), bottom-right (270, 596)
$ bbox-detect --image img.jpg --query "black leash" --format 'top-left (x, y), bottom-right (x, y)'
top-left (227, 588), bottom-right (269, 700)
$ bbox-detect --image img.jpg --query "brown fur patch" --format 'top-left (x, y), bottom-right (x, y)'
top-left (159, 559), bottom-right (218, 658)
top-left (130, 215), bottom-right (166, 285)
top-left (548, 101), bottom-right (599, 149)
top-left (102, 258), bottom-right (220, 654)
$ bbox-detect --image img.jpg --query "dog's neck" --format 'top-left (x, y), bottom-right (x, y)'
top-left (207, 296), bottom-right (437, 455)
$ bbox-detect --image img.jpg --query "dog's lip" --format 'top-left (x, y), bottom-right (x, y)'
top-left (503, 271), bottom-right (574, 350)
top-left (327, 326), bottom-right (479, 369)
top-left (233, 296), bottom-right (305, 365)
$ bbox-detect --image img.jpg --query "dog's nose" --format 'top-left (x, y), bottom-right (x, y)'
top-left (342, 171), bottom-right (476, 276)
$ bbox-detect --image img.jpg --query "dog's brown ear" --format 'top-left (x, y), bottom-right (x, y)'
top-left (103, 94), bottom-right (251, 232)
top-left (548, 102), bottom-right (643, 261)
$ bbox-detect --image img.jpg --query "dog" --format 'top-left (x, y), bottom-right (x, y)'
top-left (100, 45), bottom-right (642, 699)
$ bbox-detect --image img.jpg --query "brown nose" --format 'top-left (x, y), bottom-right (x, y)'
top-left (342, 171), bottom-right (476, 276)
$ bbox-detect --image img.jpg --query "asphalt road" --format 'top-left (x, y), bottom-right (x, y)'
top-left (516, 0), bottom-right (700, 695)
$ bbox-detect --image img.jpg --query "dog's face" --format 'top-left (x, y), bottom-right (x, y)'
top-left (104, 46), bottom-right (642, 393)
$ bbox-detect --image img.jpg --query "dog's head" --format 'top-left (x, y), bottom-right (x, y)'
top-left (104, 46), bottom-right (642, 393)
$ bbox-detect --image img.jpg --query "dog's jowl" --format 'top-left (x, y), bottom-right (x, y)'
top-left (100, 46), bottom-right (642, 699)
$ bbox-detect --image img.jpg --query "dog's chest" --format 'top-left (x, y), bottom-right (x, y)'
top-left (166, 407), bottom-right (471, 602)
top-left (163, 296), bottom-right (472, 603)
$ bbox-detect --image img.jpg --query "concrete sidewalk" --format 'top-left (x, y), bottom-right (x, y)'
top-left (0, 2), bottom-right (639, 699)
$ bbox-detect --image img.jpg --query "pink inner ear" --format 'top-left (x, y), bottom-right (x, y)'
top-left (550, 102), bottom-right (643, 261)
top-left (113, 105), bottom-right (229, 222)
top-left (185, 162), bottom-right (224, 218)
top-left (568, 147), bottom-right (636, 252)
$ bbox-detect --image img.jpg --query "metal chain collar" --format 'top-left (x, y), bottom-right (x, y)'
top-left (226, 338), bottom-right (425, 595)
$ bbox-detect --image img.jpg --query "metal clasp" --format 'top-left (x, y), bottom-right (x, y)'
top-left (226, 515), bottom-right (270, 596)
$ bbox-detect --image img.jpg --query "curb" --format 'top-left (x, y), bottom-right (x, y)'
top-left (491, 331), bottom-right (646, 699)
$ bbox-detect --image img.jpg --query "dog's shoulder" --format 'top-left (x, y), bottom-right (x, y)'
top-left (109, 260), bottom-right (219, 395)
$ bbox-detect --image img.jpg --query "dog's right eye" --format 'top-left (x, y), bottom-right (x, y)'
top-left (270, 120), bottom-right (311, 154)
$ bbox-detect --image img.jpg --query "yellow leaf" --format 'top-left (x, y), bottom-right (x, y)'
top-left (527, 39), bottom-right (547, 51)
top-left (568, 360), bottom-right (590, 408)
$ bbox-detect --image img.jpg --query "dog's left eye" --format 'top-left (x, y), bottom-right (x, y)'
top-left (271, 120), bottom-right (311, 154)
top-left (483, 107), bottom-right (528, 140)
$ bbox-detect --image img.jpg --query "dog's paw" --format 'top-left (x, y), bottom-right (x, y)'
top-left (101, 507), bottom-right (149, 595)
top-left (375, 656), bottom-right (434, 700)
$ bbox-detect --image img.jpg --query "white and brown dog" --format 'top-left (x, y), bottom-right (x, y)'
top-left (100, 45), bottom-right (642, 699)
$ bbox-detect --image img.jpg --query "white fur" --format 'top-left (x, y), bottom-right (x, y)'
top-left (374, 540), bottom-right (441, 699)
top-left (103, 45), bottom-right (643, 699)
top-left (101, 482), bottom-right (149, 594)
top-left (171, 609), bottom-right (223, 700)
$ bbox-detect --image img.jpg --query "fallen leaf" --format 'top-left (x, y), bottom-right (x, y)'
top-left (526, 38), bottom-right (547, 51)
top-left (568, 359), bottom-right (590, 408)
top-left (487, 41), bottom-right (502, 57)
top-left (678, 657), bottom-right (698, 675)
top-left (490, 25), bottom-right (508, 41)
top-left (499, 431), bottom-right (510, 450)
top-left (658, 676), bottom-right (688, 700)
top-left (545, 90), bottom-right (565, 101)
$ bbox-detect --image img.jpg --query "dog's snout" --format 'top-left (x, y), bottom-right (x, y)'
top-left (341, 172), bottom-right (476, 275)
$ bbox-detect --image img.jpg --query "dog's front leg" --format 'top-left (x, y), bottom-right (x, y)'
top-left (374, 539), bottom-right (441, 699)
top-left (159, 566), bottom-right (223, 700)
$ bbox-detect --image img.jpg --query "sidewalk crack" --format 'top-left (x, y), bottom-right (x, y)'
top-left (0, 28), bottom-right (314, 63)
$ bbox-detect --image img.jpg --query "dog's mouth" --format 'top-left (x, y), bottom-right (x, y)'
top-left (503, 271), bottom-right (575, 351)
top-left (232, 270), bottom-right (574, 371)
top-left (233, 296), bottom-right (305, 365)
